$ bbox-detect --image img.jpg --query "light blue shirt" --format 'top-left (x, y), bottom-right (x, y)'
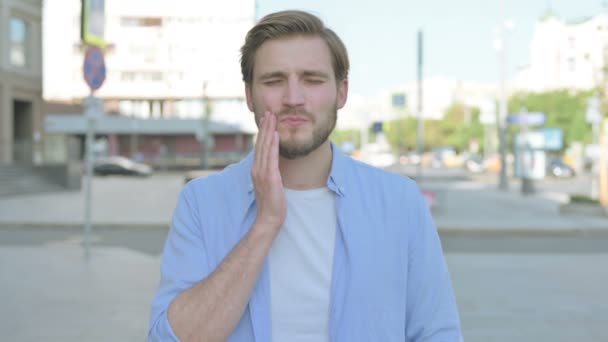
top-left (149, 143), bottom-right (462, 341)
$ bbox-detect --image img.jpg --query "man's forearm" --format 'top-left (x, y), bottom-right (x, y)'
top-left (167, 224), bottom-right (276, 342)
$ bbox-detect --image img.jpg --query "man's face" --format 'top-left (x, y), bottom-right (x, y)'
top-left (245, 35), bottom-right (348, 159)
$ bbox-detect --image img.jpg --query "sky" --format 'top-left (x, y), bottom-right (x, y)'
top-left (256, 0), bottom-right (607, 97)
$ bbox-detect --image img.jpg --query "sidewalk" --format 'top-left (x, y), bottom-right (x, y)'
top-left (3, 245), bottom-right (606, 342)
top-left (0, 171), bottom-right (607, 235)
top-left (424, 180), bottom-right (608, 235)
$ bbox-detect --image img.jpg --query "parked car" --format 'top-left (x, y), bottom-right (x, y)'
top-left (463, 154), bottom-right (485, 173)
top-left (546, 158), bottom-right (575, 178)
top-left (431, 146), bottom-right (460, 168)
top-left (93, 156), bottom-right (152, 177)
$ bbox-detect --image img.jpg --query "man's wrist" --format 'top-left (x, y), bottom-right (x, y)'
top-left (249, 221), bottom-right (281, 241)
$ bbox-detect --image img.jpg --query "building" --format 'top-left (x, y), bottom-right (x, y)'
top-left (45, 115), bottom-right (255, 168)
top-left (42, 0), bottom-right (257, 166)
top-left (0, 0), bottom-right (43, 165)
top-left (514, 11), bottom-right (608, 92)
top-left (43, 0), bottom-right (255, 122)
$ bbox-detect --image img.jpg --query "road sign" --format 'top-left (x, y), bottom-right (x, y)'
top-left (392, 93), bottom-right (406, 109)
top-left (540, 127), bottom-right (563, 151)
top-left (586, 95), bottom-right (602, 124)
top-left (81, 0), bottom-right (106, 48)
top-left (83, 46), bottom-right (106, 91)
top-left (372, 121), bottom-right (384, 133)
top-left (84, 95), bottom-right (104, 118)
top-left (506, 112), bottom-right (546, 126)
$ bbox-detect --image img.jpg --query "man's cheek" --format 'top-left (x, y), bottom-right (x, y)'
top-left (259, 94), bottom-right (282, 114)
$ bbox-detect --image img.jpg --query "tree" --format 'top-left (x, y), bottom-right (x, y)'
top-left (330, 128), bottom-right (361, 149)
top-left (508, 89), bottom-right (594, 149)
top-left (439, 103), bottom-right (484, 152)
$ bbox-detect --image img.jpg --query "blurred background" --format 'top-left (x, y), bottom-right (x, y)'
top-left (1, 0), bottom-right (608, 341)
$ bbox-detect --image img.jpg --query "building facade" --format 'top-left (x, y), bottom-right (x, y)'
top-left (514, 11), bottom-right (608, 92)
top-left (0, 0), bottom-right (43, 164)
top-left (43, 0), bottom-right (255, 128)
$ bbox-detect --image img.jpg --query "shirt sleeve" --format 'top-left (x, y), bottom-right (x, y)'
top-left (148, 184), bottom-right (210, 341)
top-left (405, 185), bottom-right (463, 342)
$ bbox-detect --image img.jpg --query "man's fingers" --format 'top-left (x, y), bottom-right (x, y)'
top-left (254, 112), bottom-right (268, 170)
top-left (253, 113), bottom-right (266, 170)
top-left (255, 112), bottom-right (271, 172)
top-left (261, 112), bottom-right (275, 173)
top-left (270, 130), bottom-right (280, 178)
top-left (259, 112), bottom-right (270, 173)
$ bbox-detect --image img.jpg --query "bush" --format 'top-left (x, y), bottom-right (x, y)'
top-left (569, 194), bottom-right (600, 204)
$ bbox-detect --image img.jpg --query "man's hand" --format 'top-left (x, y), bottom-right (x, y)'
top-left (251, 111), bottom-right (286, 234)
top-left (165, 113), bottom-right (287, 341)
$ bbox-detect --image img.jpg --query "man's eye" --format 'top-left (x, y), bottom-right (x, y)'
top-left (306, 78), bottom-right (324, 84)
top-left (264, 79), bottom-right (282, 85)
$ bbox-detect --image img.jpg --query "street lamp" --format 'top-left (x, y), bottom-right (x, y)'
top-left (494, 4), bottom-right (514, 191)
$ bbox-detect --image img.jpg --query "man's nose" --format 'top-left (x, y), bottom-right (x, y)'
top-left (283, 79), bottom-right (305, 107)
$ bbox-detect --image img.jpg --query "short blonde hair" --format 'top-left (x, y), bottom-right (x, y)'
top-left (240, 10), bottom-right (349, 85)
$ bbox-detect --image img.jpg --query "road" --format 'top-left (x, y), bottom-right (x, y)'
top-left (2, 226), bottom-right (608, 256)
top-left (1, 226), bottom-right (607, 341)
top-left (0, 167), bottom-right (605, 341)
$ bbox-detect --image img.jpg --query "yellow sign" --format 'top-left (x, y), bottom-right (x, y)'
top-left (81, 0), bottom-right (106, 48)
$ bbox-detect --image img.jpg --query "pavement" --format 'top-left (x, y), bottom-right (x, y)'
top-left (2, 242), bottom-right (606, 342)
top-left (2, 168), bottom-right (608, 341)
top-left (0, 168), bottom-right (606, 235)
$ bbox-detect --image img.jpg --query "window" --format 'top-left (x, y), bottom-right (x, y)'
top-left (9, 17), bottom-right (28, 67)
top-left (121, 71), bottom-right (163, 82)
top-left (568, 36), bottom-right (575, 49)
top-left (568, 57), bottom-right (576, 72)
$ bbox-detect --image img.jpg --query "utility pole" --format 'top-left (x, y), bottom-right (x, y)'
top-left (496, 0), bottom-right (510, 190)
top-left (200, 81), bottom-right (213, 169)
top-left (416, 29), bottom-right (424, 181)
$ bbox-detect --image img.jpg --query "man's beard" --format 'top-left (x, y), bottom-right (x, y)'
top-left (256, 105), bottom-right (338, 160)
top-left (277, 107), bottom-right (337, 160)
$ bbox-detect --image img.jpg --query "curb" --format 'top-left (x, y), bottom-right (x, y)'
top-left (1, 222), bottom-right (607, 237)
top-left (0, 222), bottom-right (170, 230)
top-left (437, 227), bottom-right (608, 237)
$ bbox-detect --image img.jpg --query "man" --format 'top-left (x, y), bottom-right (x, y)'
top-left (149, 10), bottom-right (461, 342)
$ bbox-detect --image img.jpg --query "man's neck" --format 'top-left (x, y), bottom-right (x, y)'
top-left (279, 141), bottom-right (333, 190)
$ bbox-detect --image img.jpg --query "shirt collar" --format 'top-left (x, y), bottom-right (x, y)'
top-left (239, 141), bottom-right (348, 197)
top-left (327, 142), bottom-right (347, 197)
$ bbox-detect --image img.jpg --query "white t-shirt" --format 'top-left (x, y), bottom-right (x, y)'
top-left (268, 187), bottom-right (337, 342)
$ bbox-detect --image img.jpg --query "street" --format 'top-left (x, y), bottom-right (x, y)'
top-left (1, 226), bottom-right (607, 341)
top-left (1, 169), bottom-right (607, 341)
top-left (3, 225), bottom-right (608, 256)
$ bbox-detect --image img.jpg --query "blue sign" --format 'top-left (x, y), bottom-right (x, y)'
top-left (540, 127), bottom-right (563, 150)
top-left (392, 93), bottom-right (406, 108)
top-left (506, 112), bottom-right (546, 126)
top-left (83, 46), bottom-right (106, 91)
top-left (372, 121), bottom-right (384, 133)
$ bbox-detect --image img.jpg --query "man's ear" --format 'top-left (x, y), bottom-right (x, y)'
top-left (245, 84), bottom-right (254, 112)
top-left (337, 79), bottom-right (348, 110)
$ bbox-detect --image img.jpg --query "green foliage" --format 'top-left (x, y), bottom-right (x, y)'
top-left (508, 89), bottom-right (596, 149)
top-left (570, 194), bottom-right (600, 204)
top-left (348, 89), bottom-right (600, 154)
top-left (384, 117), bottom-right (418, 152)
top-left (383, 103), bottom-right (485, 153)
top-left (330, 129), bottom-right (361, 149)
top-left (439, 103), bottom-right (484, 152)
